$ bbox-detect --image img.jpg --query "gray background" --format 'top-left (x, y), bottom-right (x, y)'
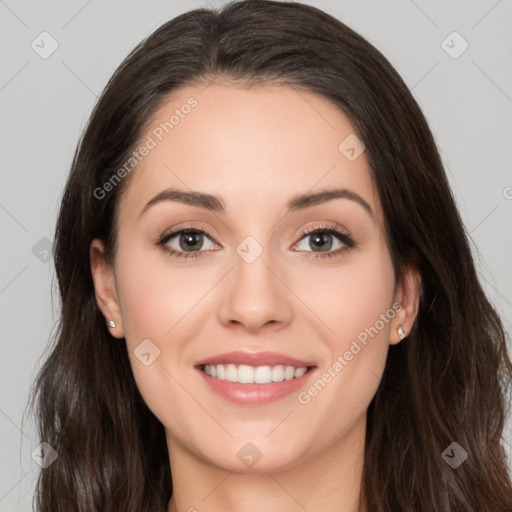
top-left (1, 0), bottom-right (511, 509)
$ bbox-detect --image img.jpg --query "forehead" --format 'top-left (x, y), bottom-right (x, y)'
top-left (118, 82), bottom-right (381, 223)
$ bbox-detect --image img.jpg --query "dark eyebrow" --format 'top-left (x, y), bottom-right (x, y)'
top-left (287, 188), bottom-right (373, 217)
top-left (139, 187), bottom-right (373, 218)
top-left (139, 188), bottom-right (226, 217)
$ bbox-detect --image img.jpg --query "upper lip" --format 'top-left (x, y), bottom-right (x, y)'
top-left (195, 351), bottom-right (315, 368)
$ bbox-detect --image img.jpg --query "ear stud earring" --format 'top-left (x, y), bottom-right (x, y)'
top-left (108, 320), bottom-right (116, 329)
top-left (397, 326), bottom-right (406, 340)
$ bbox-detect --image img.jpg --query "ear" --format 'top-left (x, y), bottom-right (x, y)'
top-left (90, 238), bottom-right (124, 338)
top-left (389, 262), bottom-right (421, 345)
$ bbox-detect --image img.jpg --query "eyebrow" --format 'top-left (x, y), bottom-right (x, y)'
top-left (138, 187), bottom-right (374, 218)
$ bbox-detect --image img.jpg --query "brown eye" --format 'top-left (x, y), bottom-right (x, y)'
top-left (158, 228), bottom-right (220, 259)
top-left (177, 231), bottom-right (206, 252)
top-left (291, 225), bottom-right (355, 259)
top-left (307, 232), bottom-right (334, 252)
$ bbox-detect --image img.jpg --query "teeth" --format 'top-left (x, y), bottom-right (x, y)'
top-left (202, 363), bottom-right (309, 384)
top-left (294, 367), bottom-right (307, 378)
top-left (225, 364), bottom-right (237, 382)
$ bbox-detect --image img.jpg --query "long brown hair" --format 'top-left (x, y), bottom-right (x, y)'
top-left (27, 1), bottom-right (512, 510)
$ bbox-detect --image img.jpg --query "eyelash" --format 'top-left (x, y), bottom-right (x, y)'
top-left (156, 223), bottom-right (355, 261)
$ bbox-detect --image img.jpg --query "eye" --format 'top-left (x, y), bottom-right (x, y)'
top-left (157, 226), bottom-right (220, 260)
top-left (291, 224), bottom-right (355, 259)
top-left (156, 223), bottom-right (355, 261)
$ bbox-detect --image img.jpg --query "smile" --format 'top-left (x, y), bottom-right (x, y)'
top-left (202, 363), bottom-right (309, 384)
top-left (195, 351), bottom-right (316, 404)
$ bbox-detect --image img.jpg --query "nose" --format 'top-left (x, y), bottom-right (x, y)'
top-left (217, 247), bottom-right (293, 334)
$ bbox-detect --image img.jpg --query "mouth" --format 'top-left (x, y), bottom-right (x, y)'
top-left (200, 363), bottom-right (312, 384)
top-left (194, 351), bottom-right (317, 405)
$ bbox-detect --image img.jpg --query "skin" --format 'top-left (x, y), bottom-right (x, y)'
top-left (90, 82), bottom-right (421, 512)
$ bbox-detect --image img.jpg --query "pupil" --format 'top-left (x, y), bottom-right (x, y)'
top-left (180, 232), bottom-right (202, 251)
top-left (311, 233), bottom-right (332, 251)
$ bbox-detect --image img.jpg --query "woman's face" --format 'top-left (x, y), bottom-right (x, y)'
top-left (91, 82), bottom-right (417, 473)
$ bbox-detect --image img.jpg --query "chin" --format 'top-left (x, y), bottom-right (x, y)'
top-left (194, 437), bottom-right (309, 474)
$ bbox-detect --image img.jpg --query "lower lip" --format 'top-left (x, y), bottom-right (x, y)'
top-left (196, 367), bottom-right (316, 405)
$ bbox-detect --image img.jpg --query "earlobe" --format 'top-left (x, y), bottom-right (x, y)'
top-left (90, 239), bottom-right (124, 338)
top-left (390, 263), bottom-right (422, 345)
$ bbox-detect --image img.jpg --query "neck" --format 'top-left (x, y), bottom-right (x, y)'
top-left (166, 414), bottom-right (368, 512)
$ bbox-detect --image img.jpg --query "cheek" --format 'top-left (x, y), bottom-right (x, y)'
top-left (293, 249), bottom-right (396, 347)
top-left (114, 245), bottom-right (220, 405)
top-left (291, 245), bottom-right (396, 413)
top-left (113, 247), bottom-right (208, 430)
top-left (296, 247), bottom-right (396, 417)
top-left (115, 245), bottom-right (211, 345)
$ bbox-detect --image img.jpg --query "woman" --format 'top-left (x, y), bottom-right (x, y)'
top-left (29, 1), bottom-right (512, 510)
